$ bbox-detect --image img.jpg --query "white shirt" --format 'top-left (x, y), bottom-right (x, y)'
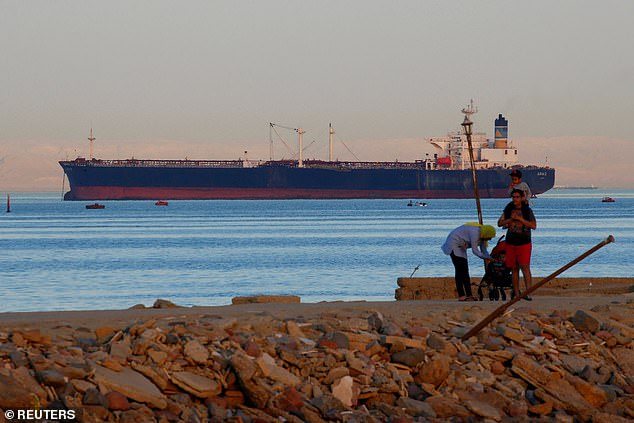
top-left (441, 225), bottom-right (490, 259)
top-left (508, 181), bottom-right (532, 199)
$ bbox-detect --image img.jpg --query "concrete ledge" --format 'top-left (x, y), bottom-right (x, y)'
top-left (395, 277), bottom-right (634, 300)
top-left (231, 295), bottom-right (301, 305)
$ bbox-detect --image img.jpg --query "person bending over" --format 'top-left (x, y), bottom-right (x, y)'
top-left (441, 224), bottom-right (496, 301)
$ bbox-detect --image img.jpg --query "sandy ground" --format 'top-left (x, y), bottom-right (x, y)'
top-left (1, 293), bottom-right (633, 333)
top-left (0, 277), bottom-right (632, 331)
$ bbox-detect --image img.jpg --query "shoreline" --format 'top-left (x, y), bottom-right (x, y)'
top-left (2, 277), bottom-right (632, 321)
top-left (2, 291), bottom-right (633, 330)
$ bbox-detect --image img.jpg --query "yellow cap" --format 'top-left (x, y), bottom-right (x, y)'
top-left (480, 225), bottom-right (496, 239)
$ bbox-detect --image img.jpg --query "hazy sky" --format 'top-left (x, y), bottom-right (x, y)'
top-left (2, 1), bottom-right (633, 191)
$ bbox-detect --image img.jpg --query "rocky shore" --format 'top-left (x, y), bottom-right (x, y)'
top-left (1, 295), bottom-right (633, 422)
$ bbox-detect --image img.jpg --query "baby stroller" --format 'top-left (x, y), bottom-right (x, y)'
top-left (477, 236), bottom-right (513, 301)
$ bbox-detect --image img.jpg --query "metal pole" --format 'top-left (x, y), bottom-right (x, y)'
top-left (269, 123), bottom-right (273, 160)
top-left (298, 128), bottom-right (304, 168)
top-left (329, 123), bottom-right (334, 162)
top-left (461, 235), bottom-right (615, 341)
top-left (88, 128), bottom-right (95, 161)
top-left (462, 116), bottom-right (482, 224)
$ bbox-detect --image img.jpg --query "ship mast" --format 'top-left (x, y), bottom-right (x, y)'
top-left (298, 127), bottom-right (304, 168)
top-left (88, 128), bottom-right (96, 160)
top-left (461, 99), bottom-right (478, 127)
top-left (329, 123), bottom-right (334, 161)
top-left (461, 100), bottom-right (482, 224)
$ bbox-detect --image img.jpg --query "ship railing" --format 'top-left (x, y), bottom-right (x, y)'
top-left (62, 159), bottom-right (245, 168)
top-left (301, 160), bottom-right (430, 170)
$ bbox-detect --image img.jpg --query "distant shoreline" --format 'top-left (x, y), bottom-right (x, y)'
top-left (1, 277), bottom-right (632, 324)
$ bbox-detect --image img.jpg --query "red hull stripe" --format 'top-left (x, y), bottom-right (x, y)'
top-left (69, 186), bottom-right (510, 200)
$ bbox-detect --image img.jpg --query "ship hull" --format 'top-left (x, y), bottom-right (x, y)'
top-left (60, 163), bottom-right (555, 200)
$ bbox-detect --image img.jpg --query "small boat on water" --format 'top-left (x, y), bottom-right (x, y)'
top-left (85, 203), bottom-right (105, 209)
top-left (155, 200), bottom-right (169, 206)
top-left (601, 197), bottom-right (616, 203)
top-left (407, 200), bottom-right (428, 207)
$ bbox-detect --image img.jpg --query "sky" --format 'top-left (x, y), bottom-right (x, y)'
top-left (1, 0), bottom-right (633, 191)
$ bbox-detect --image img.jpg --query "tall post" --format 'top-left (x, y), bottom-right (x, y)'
top-left (269, 123), bottom-right (273, 160)
top-left (88, 128), bottom-right (96, 160)
top-left (461, 104), bottom-right (482, 224)
top-left (329, 123), bottom-right (334, 161)
top-left (298, 128), bottom-right (304, 168)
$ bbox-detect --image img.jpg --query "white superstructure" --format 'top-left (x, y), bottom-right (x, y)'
top-left (426, 109), bottom-right (519, 170)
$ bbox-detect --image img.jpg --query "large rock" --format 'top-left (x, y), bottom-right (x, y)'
top-left (230, 351), bottom-right (272, 409)
top-left (414, 355), bottom-right (451, 388)
top-left (152, 299), bottom-right (183, 308)
top-left (331, 375), bottom-right (359, 408)
top-left (395, 397), bottom-right (436, 418)
top-left (184, 340), bottom-right (209, 364)
top-left (256, 353), bottom-right (301, 386)
top-left (93, 365), bottom-right (167, 409)
top-left (0, 368), bottom-right (48, 409)
top-left (569, 310), bottom-right (600, 333)
top-left (464, 399), bottom-right (504, 421)
top-left (171, 371), bottom-right (221, 398)
top-left (511, 355), bottom-right (594, 418)
top-left (231, 295), bottom-right (300, 304)
top-left (324, 367), bottom-right (350, 385)
top-left (317, 332), bottom-right (349, 349)
top-left (564, 373), bottom-right (608, 407)
top-left (425, 396), bottom-right (470, 419)
top-left (612, 347), bottom-right (634, 376)
top-left (391, 348), bottom-right (426, 367)
top-left (285, 320), bottom-right (306, 338)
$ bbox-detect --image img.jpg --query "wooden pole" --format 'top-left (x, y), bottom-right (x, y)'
top-left (467, 135), bottom-right (482, 224)
top-left (461, 235), bottom-right (615, 341)
top-left (462, 116), bottom-right (482, 224)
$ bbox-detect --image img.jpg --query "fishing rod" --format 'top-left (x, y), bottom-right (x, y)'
top-left (409, 264), bottom-right (421, 278)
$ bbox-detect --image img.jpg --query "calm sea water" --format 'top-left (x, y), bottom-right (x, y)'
top-left (1, 189), bottom-right (632, 312)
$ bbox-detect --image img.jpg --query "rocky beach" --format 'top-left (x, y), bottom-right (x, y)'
top-left (1, 279), bottom-right (633, 422)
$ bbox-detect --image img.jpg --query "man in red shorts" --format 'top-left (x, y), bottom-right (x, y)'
top-left (498, 189), bottom-right (537, 300)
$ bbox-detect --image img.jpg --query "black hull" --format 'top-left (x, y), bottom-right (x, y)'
top-left (60, 161), bottom-right (555, 200)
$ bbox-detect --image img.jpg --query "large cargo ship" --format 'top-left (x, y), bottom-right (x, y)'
top-left (60, 107), bottom-right (555, 200)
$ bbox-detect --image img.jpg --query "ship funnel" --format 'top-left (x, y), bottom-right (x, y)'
top-left (494, 114), bottom-right (508, 149)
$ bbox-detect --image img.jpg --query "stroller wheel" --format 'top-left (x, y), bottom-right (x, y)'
top-left (477, 286), bottom-right (484, 301)
top-left (493, 289), bottom-right (500, 301)
top-left (500, 289), bottom-right (507, 301)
